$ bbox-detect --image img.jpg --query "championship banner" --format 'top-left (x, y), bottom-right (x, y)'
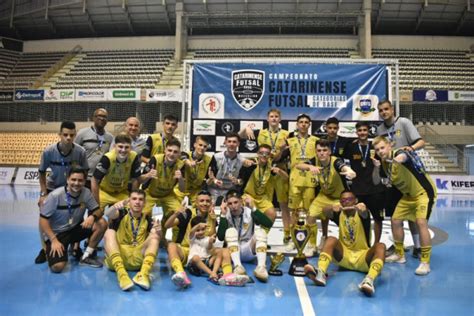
top-left (431, 174), bottom-right (474, 194)
top-left (191, 63), bottom-right (389, 121)
top-left (107, 89), bottom-right (141, 101)
top-left (0, 91), bottom-right (13, 102)
top-left (44, 89), bottom-right (75, 102)
top-left (75, 89), bottom-right (107, 101)
top-left (0, 167), bottom-right (15, 184)
top-left (15, 168), bottom-right (42, 185)
top-left (448, 91), bottom-right (474, 102)
top-left (413, 89), bottom-right (448, 102)
top-left (146, 89), bottom-right (183, 102)
top-left (14, 89), bottom-right (44, 101)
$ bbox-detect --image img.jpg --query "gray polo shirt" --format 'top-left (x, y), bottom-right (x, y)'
top-left (39, 143), bottom-right (89, 191)
top-left (40, 186), bottom-right (99, 235)
top-left (376, 117), bottom-right (422, 149)
top-left (75, 126), bottom-right (114, 179)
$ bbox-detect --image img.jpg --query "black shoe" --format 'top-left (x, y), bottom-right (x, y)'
top-left (72, 248), bottom-right (84, 261)
top-left (412, 247), bottom-right (421, 259)
top-left (386, 245), bottom-right (395, 256)
top-left (35, 249), bottom-right (46, 264)
top-left (79, 256), bottom-right (103, 268)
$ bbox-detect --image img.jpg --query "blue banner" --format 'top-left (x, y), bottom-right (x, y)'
top-left (192, 63), bottom-right (388, 121)
top-left (15, 89), bottom-right (44, 101)
top-left (413, 89), bottom-right (448, 102)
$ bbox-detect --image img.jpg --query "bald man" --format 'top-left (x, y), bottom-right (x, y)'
top-left (112, 117), bottom-right (147, 157)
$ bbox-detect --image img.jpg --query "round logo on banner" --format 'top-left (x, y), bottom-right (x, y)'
top-left (221, 122), bottom-right (234, 134)
top-left (202, 96), bottom-right (222, 115)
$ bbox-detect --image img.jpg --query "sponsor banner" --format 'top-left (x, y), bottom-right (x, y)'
top-left (0, 167), bottom-right (15, 184)
top-left (44, 89), bottom-right (75, 102)
top-left (75, 89), bottom-right (107, 101)
top-left (192, 63), bottom-right (388, 120)
top-left (448, 91), bottom-right (474, 102)
top-left (431, 174), bottom-right (474, 194)
top-left (15, 167), bottom-right (42, 185)
top-left (146, 89), bottom-right (183, 102)
top-left (338, 122), bottom-right (358, 138)
top-left (108, 89), bottom-right (141, 101)
top-left (15, 89), bottom-right (44, 101)
top-left (0, 91), bottom-right (13, 102)
top-left (435, 194), bottom-right (474, 211)
top-left (413, 89), bottom-right (448, 102)
top-left (193, 120), bottom-right (216, 135)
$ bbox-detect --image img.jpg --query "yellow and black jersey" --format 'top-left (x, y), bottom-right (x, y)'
top-left (239, 160), bottom-right (275, 198)
top-left (310, 156), bottom-right (348, 198)
top-left (257, 128), bottom-right (290, 156)
top-left (174, 207), bottom-right (214, 247)
top-left (179, 151), bottom-right (212, 194)
top-left (94, 150), bottom-right (140, 193)
top-left (380, 149), bottom-right (437, 199)
top-left (331, 210), bottom-right (371, 251)
top-left (142, 133), bottom-right (179, 159)
top-left (143, 154), bottom-right (184, 198)
top-left (109, 208), bottom-right (153, 245)
top-left (285, 134), bottom-right (319, 187)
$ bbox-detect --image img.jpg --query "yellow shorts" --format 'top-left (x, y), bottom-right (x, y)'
top-left (337, 246), bottom-right (370, 273)
top-left (288, 186), bottom-right (315, 210)
top-left (173, 187), bottom-right (199, 206)
top-left (272, 173), bottom-right (289, 203)
top-left (242, 194), bottom-right (274, 212)
top-left (105, 243), bottom-right (144, 271)
top-left (308, 193), bottom-right (336, 219)
top-left (99, 190), bottom-right (129, 210)
top-left (393, 192), bottom-right (436, 222)
top-left (143, 191), bottom-right (181, 217)
top-left (178, 244), bottom-right (190, 265)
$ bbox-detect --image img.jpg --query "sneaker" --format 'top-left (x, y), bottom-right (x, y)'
top-left (285, 241), bottom-right (296, 252)
top-left (171, 272), bottom-right (191, 289)
top-left (283, 235), bottom-right (291, 245)
top-left (117, 272), bottom-right (134, 291)
top-left (385, 253), bottom-right (406, 264)
top-left (133, 272), bottom-right (151, 290)
top-left (218, 273), bottom-right (249, 287)
top-left (415, 262), bottom-right (431, 276)
top-left (318, 236), bottom-right (327, 252)
top-left (358, 276), bottom-right (375, 296)
top-left (72, 247), bottom-right (84, 261)
top-left (233, 265), bottom-right (247, 275)
top-left (35, 249), bottom-right (46, 264)
top-left (79, 256), bottom-right (103, 268)
top-left (303, 244), bottom-right (316, 258)
top-left (412, 247), bottom-right (421, 259)
top-left (253, 265), bottom-right (269, 283)
top-left (304, 264), bottom-right (326, 286)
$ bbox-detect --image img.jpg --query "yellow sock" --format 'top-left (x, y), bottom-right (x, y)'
top-left (284, 229), bottom-right (290, 239)
top-left (171, 258), bottom-right (184, 273)
top-left (367, 258), bottom-right (384, 280)
top-left (420, 246), bottom-right (432, 264)
top-left (222, 263), bottom-right (232, 275)
top-left (110, 252), bottom-right (127, 275)
top-left (308, 223), bottom-right (317, 247)
top-left (394, 241), bottom-right (405, 257)
top-left (318, 251), bottom-right (332, 274)
top-left (140, 253), bottom-right (157, 275)
top-left (262, 226), bottom-right (271, 234)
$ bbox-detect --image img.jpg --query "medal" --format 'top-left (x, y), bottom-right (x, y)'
top-left (361, 161), bottom-right (367, 168)
top-left (358, 142), bottom-right (369, 169)
top-left (68, 217), bottom-right (73, 225)
top-left (130, 212), bottom-right (142, 246)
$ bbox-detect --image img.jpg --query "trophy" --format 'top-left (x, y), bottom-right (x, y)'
top-left (268, 253), bottom-right (285, 276)
top-left (289, 208), bottom-right (310, 276)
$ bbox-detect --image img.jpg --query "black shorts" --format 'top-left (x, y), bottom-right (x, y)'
top-left (384, 187), bottom-right (403, 217)
top-left (45, 224), bottom-right (93, 266)
top-left (357, 192), bottom-right (385, 222)
top-left (187, 257), bottom-right (212, 276)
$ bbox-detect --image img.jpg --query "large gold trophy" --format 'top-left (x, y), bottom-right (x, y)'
top-left (289, 208), bottom-right (310, 276)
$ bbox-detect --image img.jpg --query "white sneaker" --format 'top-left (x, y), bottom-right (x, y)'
top-left (254, 265), bottom-right (269, 283)
top-left (415, 262), bottom-right (431, 276)
top-left (385, 253), bottom-right (406, 264)
top-left (358, 276), bottom-right (375, 296)
top-left (303, 244), bottom-right (316, 257)
top-left (318, 236), bottom-right (327, 252)
top-left (233, 265), bottom-right (247, 275)
top-left (285, 241), bottom-right (296, 252)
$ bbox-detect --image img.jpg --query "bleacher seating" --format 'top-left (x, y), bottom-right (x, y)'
top-left (192, 48), bottom-right (354, 59)
top-left (0, 49), bottom-right (20, 82)
top-left (0, 133), bottom-right (58, 166)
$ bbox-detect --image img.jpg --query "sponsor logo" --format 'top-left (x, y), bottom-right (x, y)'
top-left (193, 120), bottom-right (216, 135)
top-left (202, 96), bottom-right (221, 114)
top-left (113, 90), bottom-right (136, 98)
top-left (354, 95), bottom-right (377, 116)
top-left (436, 179), bottom-right (448, 190)
top-left (199, 93), bottom-right (225, 119)
top-left (245, 140), bottom-right (257, 151)
top-left (221, 122), bottom-right (234, 134)
top-left (24, 171), bottom-right (40, 180)
top-left (78, 91), bottom-right (104, 97)
top-left (232, 69), bottom-right (264, 111)
top-left (0, 92), bottom-right (13, 101)
top-left (425, 90), bottom-right (437, 101)
top-left (15, 90), bottom-right (44, 101)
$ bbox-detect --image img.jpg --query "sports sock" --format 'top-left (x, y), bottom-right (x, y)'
top-left (394, 241), bottom-right (405, 257)
top-left (229, 248), bottom-right (242, 267)
top-left (81, 246), bottom-right (95, 260)
top-left (367, 258), bottom-right (384, 280)
top-left (420, 246), bottom-right (432, 264)
top-left (256, 246), bottom-right (267, 267)
top-left (283, 229), bottom-right (291, 240)
top-left (317, 251), bottom-right (332, 274)
top-left (109, 252), bottom-right (127, 275)
top-left (222, 263), bottom-right (232, 275)
top-left (308, 223), bottom-right (317, 247)
top-left (171, 258), bottom-right (184, 273)
top-left (140, 253), bottom-right (156, 275)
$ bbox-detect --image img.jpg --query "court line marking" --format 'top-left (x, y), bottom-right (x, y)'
top-left (294, 276), bottom-right (316, 316)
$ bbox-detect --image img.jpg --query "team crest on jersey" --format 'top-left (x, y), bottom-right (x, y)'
top-left (232, 69), bottom-right (264, 111)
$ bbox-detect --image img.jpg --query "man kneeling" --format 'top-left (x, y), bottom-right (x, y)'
top-left (104, 189), bottom-right (161, 291)
top-left (304, 190), bottom-right (385, 296)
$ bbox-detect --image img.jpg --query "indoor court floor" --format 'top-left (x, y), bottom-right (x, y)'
top-left (0, 184), bottom-right (473, 316)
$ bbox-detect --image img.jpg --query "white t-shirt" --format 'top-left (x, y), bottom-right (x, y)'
top-left (187, 236), bottom-right (211, 265)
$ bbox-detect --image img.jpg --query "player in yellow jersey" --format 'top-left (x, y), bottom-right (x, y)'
top-left (104, 189), bottom-right (161, 291)
top-left (297, 139), bottom-right (357, 257)
top-left (304, 190), bottom-right (386, 297)
top-left (372, 136), bottom-right (436, 275)
top-left (239, 109), bottom-right (291, 242)
top-left (141, 114), bottom-right (179, 164)
top-left (175, 136), bottom-right (213, 205)
top-left (92, 134), bottom-right (141, 211)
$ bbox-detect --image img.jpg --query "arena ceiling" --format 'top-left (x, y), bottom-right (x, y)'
top-left (0, 0), bottom-right (472, 40)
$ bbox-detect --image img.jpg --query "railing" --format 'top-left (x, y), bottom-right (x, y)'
top-left (417, 124), bottom-right (469, 174)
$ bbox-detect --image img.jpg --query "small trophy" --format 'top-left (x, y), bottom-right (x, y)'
top-left (289, 208), bottom-right (310, 276)
top-left (268, 253), bottom-right (285, 276)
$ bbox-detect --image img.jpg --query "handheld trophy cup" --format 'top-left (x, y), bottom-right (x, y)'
top-left (289, 208), bottom-right (310, 276)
